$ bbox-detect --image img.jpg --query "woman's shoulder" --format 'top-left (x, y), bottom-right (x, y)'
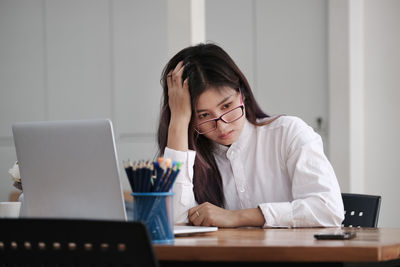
top-left (257, 115), bottom-right (309, 131)
top-left (256, 115), bottom-right (319, 148)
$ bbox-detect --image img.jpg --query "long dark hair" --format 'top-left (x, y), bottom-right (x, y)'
top-left (157, 43), bottom-right (273, 207)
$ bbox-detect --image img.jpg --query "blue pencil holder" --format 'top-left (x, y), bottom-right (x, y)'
top-left (131, 192), bottom-right (174, 244)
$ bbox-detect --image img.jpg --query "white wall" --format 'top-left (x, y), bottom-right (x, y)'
top-left (328, 0), bottom-right (400, 227)
top-left (328, 0), bottom-right (364, 194)
top-left (0, 0), bottom-right (46, 202)
top-left (363, 0), bottom-right (400, 227)
top-left (205, 0), bottom-right (255, 90)
top-left (0, 0), bottom-right (167, 201)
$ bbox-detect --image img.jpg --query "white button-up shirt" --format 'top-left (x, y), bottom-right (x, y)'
top-left (164, 116), bottom-right (344, 228)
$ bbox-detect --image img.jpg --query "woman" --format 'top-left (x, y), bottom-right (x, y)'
top-left (157, 43), bottom-right (344, 228)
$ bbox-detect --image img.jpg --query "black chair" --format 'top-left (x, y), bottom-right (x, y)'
top-left (0, 218), bottom-right (159, 267)
top-left (341, 193), bottom-right (381, 228)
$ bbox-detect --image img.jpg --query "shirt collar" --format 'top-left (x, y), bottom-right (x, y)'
top-left (213, 119), bottom-right (253, 157)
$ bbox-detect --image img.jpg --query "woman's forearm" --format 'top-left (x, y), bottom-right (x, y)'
top-left (167, 118), bottom-right (189, 152)
top-left (234, 208), bottom-right (266, 227)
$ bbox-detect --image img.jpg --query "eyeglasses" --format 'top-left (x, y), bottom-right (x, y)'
top-left (195, 90), bottom-right (244, 135)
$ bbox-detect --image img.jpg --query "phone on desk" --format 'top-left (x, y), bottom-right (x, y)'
top-left (314, 231), bottom-right (356, 240)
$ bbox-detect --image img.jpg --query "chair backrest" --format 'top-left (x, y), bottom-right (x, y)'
top-left (0, 218), bottom-right (159, 267)
top-left (341, 193), bottom-right (381, 228)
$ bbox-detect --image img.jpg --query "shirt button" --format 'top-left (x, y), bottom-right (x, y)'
top-left (239, 187), bottom-right (245, 193)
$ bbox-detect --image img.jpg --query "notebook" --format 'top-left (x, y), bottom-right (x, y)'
top-left (173, 225), bottom-right (218, 235)
top-left (13, 119), bottom-right (218, 235)
top-left (12, 119), bottom-right (127, 220)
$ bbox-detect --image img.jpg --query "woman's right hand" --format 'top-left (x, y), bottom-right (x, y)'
top-left (167, 61), bottom-right (191, 125)
top-left (166, 61), bottom-right (191, 151)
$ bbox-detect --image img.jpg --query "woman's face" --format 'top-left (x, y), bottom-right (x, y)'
top-left (194, 86), bottom-right (246, 146)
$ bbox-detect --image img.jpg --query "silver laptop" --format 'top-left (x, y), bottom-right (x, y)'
top-left (13, 119), bottom-right (217, 235)
top-left (12, 119), bottom-right (127, 221)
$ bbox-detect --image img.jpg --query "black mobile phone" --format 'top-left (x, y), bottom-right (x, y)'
top-left (314, 232), bottom-right (356, 240)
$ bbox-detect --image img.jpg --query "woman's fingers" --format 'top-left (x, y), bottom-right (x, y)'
top-left (188, 206), bottom-right (201, 224)
top-left (172, 61), bottom-right (184, 75)
top-left (167, 61), bottom-right (186, 94)
top-left (183, 78), bottom-right (188, 91)
top-left (189, 202), bottom-right (236, 227)
top-left (189, 203), bottom-right (212, 226)
top-left (171, 62), bottom-right (185, 87)
top-left (166, 70), bottom-right (173, 91)
top-left (188, 206), bottom-right (199, 218)
top-left (190, 210), bottom-right (205, 226)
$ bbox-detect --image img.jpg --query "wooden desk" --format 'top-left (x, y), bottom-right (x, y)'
top-left (154, 228), bottom-right (400, 264)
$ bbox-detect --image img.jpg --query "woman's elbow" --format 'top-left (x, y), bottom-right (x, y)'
top-left (318, 198), bottom-right (345, 227)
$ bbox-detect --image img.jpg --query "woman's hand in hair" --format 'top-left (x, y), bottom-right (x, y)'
top-left (188, 202), bottom-right (266, 228)
top-left (167, 61), bottom-right (191, 125)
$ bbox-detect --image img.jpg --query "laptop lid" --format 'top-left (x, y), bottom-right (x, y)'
top-left (12, 119), bottom-right (127, 221)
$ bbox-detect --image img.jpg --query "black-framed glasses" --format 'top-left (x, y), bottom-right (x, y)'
top-left (195, 90), bottom-right (244, 135)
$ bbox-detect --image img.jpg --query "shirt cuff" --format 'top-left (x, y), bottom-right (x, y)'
top-left (164, 147), bottom-right (196, 183)
top-left (258, 202), bottom-right (294, 228)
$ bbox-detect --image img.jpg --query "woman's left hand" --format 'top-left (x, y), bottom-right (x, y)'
top-left (188, 202), bottom-right (238, 227)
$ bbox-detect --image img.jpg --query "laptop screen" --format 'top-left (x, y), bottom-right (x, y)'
top-left (12, 119), bottom-right (127, 221)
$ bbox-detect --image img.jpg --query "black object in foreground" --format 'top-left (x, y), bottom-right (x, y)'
top-left (0, 218), bottom-right (159, 267)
